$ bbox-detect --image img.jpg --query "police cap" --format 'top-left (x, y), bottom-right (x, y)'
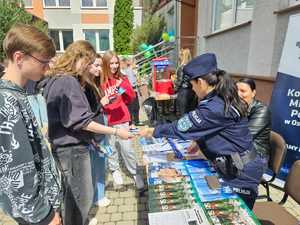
top-left (183, 53), bottom-right (218, 80)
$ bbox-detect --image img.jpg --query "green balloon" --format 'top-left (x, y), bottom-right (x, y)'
top-left (139, 43), bottom-right (148, 51)
top-left (169, 35), bottom-right (175, 42)
top-left (144, 51), bottom-right (153, 58)
top-left (162, 32), bottom-right (170, 42)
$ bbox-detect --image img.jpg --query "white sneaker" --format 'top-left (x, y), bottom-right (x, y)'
top-left (112, 170), bottom-right (124, 186)
top-left (133, 174), bottom-right (145, 189)
top-left (88, 218), bottom-right (98, 225)
top-left (95, 197), bottom-right (111, 207)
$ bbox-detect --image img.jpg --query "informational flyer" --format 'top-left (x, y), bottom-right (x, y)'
top-left (148, 205), bottom-right (210, 225)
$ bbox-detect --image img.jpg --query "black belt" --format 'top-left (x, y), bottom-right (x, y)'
top-left (52, 142), bottom-right (88, 150)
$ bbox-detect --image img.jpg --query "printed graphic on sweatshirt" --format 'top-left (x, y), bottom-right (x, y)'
top-left (0, 85), bottom-right (61, 223)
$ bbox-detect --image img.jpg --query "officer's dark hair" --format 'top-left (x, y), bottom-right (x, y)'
top-left (200, 70), bottom-right (248, 117)
top-left (238, 78), bottom-right (256, 91)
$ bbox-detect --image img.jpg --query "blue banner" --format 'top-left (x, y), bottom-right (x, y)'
top-left (270, 14), bottom-right (300, 179)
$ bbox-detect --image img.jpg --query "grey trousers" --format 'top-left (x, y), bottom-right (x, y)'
top-left (107, 123), bottom-right (138, 176)
top-left (53, 145), bottom-right (94, 225)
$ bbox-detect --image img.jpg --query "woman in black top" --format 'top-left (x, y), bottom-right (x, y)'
top-left (43, 41), bottom-right (131, 225)
top-left (237, 78), bottom-right (271, 169)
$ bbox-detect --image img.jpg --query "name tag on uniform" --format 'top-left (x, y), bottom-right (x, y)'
top-left (177, 115), bottom-right (193, 132)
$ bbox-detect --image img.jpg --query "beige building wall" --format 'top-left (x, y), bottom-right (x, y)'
top-left (26, 0), bottom-right (143, 53)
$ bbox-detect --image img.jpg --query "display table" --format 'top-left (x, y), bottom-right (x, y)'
top-left (139, 137), bottom-right (261, 225)
top-left (149, 91), bottom-right (177, 115)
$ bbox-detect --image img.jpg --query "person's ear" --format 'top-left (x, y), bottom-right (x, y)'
top-left (252, 89), bottom-right (256, 98)
top-left (198, 78), bottom-right (204, 86)
top-left (13, 51), bottom-right (25, 67)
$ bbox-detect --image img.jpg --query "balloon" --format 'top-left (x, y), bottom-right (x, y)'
top-left (162, 32), bottom-right (169, 42)
top-left (144, 51), bottom-right (153, 59)
top-left (139, 43), bottom-right (148, 51)
top-left (146, 45), bottom-right (154, 51)
top-left (168, 31), bottom-right (175, 36)
top-left (169, 35), bottom-right (175, 42)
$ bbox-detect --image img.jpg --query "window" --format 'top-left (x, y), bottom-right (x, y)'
top-left (84, 30), bottom-right (110, 52)
top-left (289, 0), bottom-right (300, 6)
top-left (23, 0), bottom-right (33, 7)
top-left (49, 30), bottom-right (73, 52)
top-left (44, 0), bottom-right (70, 7)
top-left (213, 0), bottom-right (254, 31)
top-left (81, 0), bottom-right (107, 8)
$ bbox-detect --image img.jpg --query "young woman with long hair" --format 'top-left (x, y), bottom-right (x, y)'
top-left (87, 54), bottom-right (111, 208)
top-left (100, 50), bottom-right (144, 190)
top-left (140, 53), bottom-right (264, 209)
top-left (42, 41), bottom-right (132, 225)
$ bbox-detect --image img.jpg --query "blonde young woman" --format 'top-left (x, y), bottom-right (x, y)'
top-left (175, 48), bottom-right (198, 116)
top-left (100, 51), bottom-right (144, 190)
top-left (42, 41), bottom-right (132, 225)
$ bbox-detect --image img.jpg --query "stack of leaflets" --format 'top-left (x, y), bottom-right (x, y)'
top-left (147, 160), bottom-right (238, 212)
top-left (148, 205), bottom-right (211, 225)
top-left (140, 137), bottom-right (205, 163)
top-left (147, 161), bottom-right (197, 213)
top-left (203, 198), bottom-right (261, 225)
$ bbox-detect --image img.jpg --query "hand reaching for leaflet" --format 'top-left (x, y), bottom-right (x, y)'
top-left (100, 94), bottom-right (110, 106)
top-left (116, 128), bottom-right (134, 140)
top-left (139, 127), bottom-right (155, 137)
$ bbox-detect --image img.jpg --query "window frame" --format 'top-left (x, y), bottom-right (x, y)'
top-left (80, 0), bottom-right (108, 9)
top-left (49, 29), bottom-right (73, 52)
top-left (83, 29), bottom-right (110, 53)
top-left (212, 0), bottom-right (254, 32)
top-left (23, 0), bottom-right (33, 8)
top-left (43, 0), bottom-right (71, 9)
top-left (289, 0), bottom-right (300, 6)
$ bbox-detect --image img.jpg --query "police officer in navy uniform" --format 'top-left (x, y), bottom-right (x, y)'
top-left (140, 53), bottom-right (264, 209)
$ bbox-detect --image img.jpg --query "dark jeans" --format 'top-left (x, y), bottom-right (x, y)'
top-left (128, 93), bottom-right (140, 125)
top-left (52, 145), bottom-right (94, 225)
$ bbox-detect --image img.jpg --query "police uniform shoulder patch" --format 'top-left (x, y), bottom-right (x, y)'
top-left (177, 115), bottom-right (193, 132)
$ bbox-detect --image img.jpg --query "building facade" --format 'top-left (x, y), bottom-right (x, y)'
top-left (196, 0), bottom-right (300, 77)
top-left (24, 0), bottom-right (142, 53)
top-left (153, 0), bottom-right (198, 56)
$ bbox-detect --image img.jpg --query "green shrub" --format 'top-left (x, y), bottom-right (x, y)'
top-left (113, 0), bottom-right (134, 55)
top-left (130, 15), bottom-right (166, 53)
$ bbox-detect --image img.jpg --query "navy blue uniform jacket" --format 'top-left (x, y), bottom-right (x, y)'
top-left (154, 91), bottom-right (264, 192)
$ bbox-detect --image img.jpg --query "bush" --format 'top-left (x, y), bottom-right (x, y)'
top-left (113, 0), bottom-right (134, 55)
top-left (130, 15), bottom-right (166, 53)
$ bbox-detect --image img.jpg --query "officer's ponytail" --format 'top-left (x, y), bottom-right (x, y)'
top-left (201, 71), bottom-right (248, 117)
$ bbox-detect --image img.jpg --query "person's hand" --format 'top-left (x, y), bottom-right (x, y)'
top-left (48, 212), bottom-right (61, 225)
top-left (139, 127), bottom-right (154, 137)
top-left (186, 141), bottom-right (199, 154)
top-left (116, 128), bottom-right (133, 140)
top-left (100, 94), bottom-right (110, 106)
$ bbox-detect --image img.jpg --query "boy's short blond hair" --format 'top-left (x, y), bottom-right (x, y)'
top-left (3, 23), bottom-right (56, 60)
